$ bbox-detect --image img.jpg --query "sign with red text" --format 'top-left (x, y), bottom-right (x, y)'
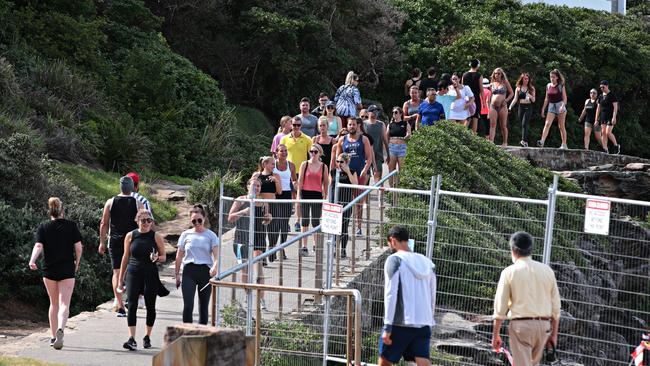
top-left (321, 203), bottom-right (343, 235)
top-left (584, 199), bottom-right (611, 235)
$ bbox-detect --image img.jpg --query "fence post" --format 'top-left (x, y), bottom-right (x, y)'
top-left (425, 175), bottom-right (441, 259)
top-left (322, 169), bottom-right (340, 366)
top-left (246, 192), bottom-right (256, 337)
top-left (215, 181), bottom-right (225, 327)
top-left (543, 175), bottom-right (559, 265)
top-left (379, 187), bottom-right (385, 248)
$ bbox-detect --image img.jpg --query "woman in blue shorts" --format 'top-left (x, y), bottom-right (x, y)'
top-left (386, 107), bottom-right (411, 187)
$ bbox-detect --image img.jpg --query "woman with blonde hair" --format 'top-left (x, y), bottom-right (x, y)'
top-left (118, 209), bottom-right (166, 350)
top-left (488, 68), bottom-right (514, 146)
top-left (313, 116), bottom-right (336, 169)
top-left (29, 197), bottom-right (83, 350)
top-left (509, 72), bottom-right (536, 147)
top-left (297, 143), bottom-right (329, 256)
top-left (538, 69), bottom-right (568, 149)
top-left (271, 116), bottom-right (292, 154)
top-left (252, 156), bottom-right (281, 263)
top-left (334, 71), bottom-right (362, 129)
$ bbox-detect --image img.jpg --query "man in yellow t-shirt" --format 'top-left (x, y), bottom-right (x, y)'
top-left (280, 116), bottom-right (312, 169)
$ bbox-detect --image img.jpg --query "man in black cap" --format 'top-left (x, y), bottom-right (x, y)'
top-left (99, 176), bottom-right (144, 317)
top-left (492, 231), bottom-right (561, 366)
top-left (595, 80), bottom-right (621, 154)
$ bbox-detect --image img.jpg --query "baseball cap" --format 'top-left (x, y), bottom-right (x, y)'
top-left (126, 172), bottom-right (140, 187)
top-left (483, 78), bottom-right (490, 86)
top-left (325, 101), bottom-right (335, 107)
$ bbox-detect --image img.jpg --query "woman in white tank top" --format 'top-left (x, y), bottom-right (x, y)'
top-left (269, 144), bottom-right (296, 261)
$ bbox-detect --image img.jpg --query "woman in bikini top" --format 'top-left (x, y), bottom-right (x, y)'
top-left (487, 67), bottom-right (514, 146)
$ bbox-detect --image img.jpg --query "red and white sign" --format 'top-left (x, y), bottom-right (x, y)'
top-left (321, 202), bottom-right (343, 235)
top-left (584, 199), bottom-right (611, 236)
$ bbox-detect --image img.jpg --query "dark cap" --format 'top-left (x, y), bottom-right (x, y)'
top-left (325, 100), bottom-right (335, 107)
top-left (509, 231), bottom-right (533, 256)
top-left (600, 80), bottom-right (609, 86)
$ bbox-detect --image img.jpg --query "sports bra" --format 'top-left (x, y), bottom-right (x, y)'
top-left (491, 84), bottom-right (507, 95)
top-left (518, 89), bottom-right (527, 100)
top-left (389, 121), bottom-right (407, 138)
top-left (273, 162), bottom-right (292, 191)
top-left (258, 173), bottom-right (276, 194)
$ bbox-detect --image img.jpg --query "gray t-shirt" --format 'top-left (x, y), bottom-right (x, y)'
top-left (296, 114), bottom-right (319, 137)
top-left (364, 120), bottom-right (386, 162)
top-left (178, 229), bottom-right (220, 268)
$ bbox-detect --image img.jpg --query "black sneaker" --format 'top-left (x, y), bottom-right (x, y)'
top-left (123, 337), bottom-right (137, 351)
top-left (537, 140), bottom-right (544, 147)
top-left (300, 247), bottom-right (309, 257)
top-left (143, 335), bottom-right (151, 349)
top-left (281, 250), bottom-right (288, 260)
top-left (117, 308), bottom-right (127, 317)
top-left (53, 328), bottom-right (64, 350)
top-left (269, 251), bottom-right (276, 263)
top-left (340, 251), bottom-right (347, 259)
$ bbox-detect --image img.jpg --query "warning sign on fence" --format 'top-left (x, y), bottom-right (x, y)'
top-left (584, 199), bottom-right (611, 236)
top-left (321, 202), bottom-right (343, 235)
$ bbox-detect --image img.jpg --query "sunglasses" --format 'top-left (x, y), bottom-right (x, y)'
top-left (392, 111), bottom-right (400, 114)
top-left (309, 150), bottom-right (319, 154)
top-left (191, 218), bottom-right (203, 225)
top-left (292, 124), bottom-right (302, 127)
top-left (326, 106), bottom-right (334, 109)
top-left (360, 115), bottom-right (367, 118)
top-left (140, 218), bottom-right (153, 224)
top-left (336, 160), bottom-right (345, 163)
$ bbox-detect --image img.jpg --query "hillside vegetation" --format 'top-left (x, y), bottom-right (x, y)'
top-left (149, 0), bottom-right (650, 156)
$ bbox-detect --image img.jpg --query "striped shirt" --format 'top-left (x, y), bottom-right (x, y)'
top-left (131, 192), bottom-right (153, 220)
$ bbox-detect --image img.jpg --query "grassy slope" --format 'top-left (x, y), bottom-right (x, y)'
top-left (57, 164), bottom-right (178, 222)
top-left (0, 357), bottom-right (63, 366)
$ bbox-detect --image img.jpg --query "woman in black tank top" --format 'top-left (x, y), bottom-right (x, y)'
top-left (579, 88), bottom-right (601, 150)
top-left (117, 209), bottom-right (166, 350)
top-left (387, 107), bottom-right (411, 189)
top-left (253, 157), bottom-right (280, 264)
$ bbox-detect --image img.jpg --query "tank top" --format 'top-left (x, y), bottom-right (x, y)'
top-left (302, 162), bottom-right (325, 192)
top-left (547, 84), bottom-right (563, 103)
top-left (234, 201), bottom-right (265, 245)
top-left (518, 88), bottom-right (528, 100)
top-left (407, 100), bottom-right (419, 116)
top-left (342, 135), bottom-right (366, 176)
top-left (327, 116), bottom-right (339, 136)
top-left (584, 99), bottom-right (597, 123)
top-left (317, 138), bottom-right (333, 169)
top-left (389, 121), bottom-right (407, 138)
top-left (273, 162), bottom-right (292, 191)
top-left (110, 196), bottom-right (138, 239)
top-left (259, 173), bottom-right (276, 194)
top-left (127, 229), bottom-right (157, 274)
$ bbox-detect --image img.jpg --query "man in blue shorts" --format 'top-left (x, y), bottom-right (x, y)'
top-left (379, 226), bottom-right (437, 365)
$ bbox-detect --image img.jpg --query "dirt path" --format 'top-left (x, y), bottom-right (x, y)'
top-left (148, 181), bottom-right (192, 256)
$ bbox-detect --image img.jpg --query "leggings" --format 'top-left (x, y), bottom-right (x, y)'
top-left (181, 263), bottom-right (212, 325)
top-left (518, 104), bottom-right (533, 142)
top-left (125, 269), bottom-right (158, 327)
top-left (339, 192), bottom-right (354, 251)
top-left (300, 190), bottom-right (323, 228)
top-left (268, 191), bottom-right (292, 247)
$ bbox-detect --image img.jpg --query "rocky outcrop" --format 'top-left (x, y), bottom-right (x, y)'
top-left (504, 147), bottom-right (650, 171)
top-left (559, 163), bottom-right (650, 201)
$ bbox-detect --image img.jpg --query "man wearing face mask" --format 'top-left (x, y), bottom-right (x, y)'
top-left (379, 226), bottom-right (437, 366)
top-left (492, 232), bottom-right (561, 366)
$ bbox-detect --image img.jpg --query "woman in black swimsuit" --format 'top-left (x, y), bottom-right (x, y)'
top-left (252, 156), bottom-right (281, 264)
top-left (488, 68), bottom-right (514, 146)
top-left (578, 89), bottom-right (601, 150)
top-left (29, 197), bottom-right (83, 350)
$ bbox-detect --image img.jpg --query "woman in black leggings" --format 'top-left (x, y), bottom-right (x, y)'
top-left (175, 204), bottom-right (219, 325)
top-left (509, 72), bottom-right (536, 147)
top-left (118, 209), bottom-right (166, 351)
top-left (331, 153), bottom-right (358, 259)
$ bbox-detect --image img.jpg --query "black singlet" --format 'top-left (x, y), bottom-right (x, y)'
top-left (584, 99), bottom-right (596, 124)
top-left (388, 121), bottom-right (408, 138)
top-left (259, 173), bottom-right (276, 194)
top-left (110, 196), bottom-right (138, 239)
top-left (128, 229), bottom-right (157, 274)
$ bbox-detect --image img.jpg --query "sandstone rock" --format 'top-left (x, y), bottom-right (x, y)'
top-left (504, 147), bottom-right (650, 171)
top-left (161, 324), bottom-right (249, 366)
top-left (434, 312), bottom-right (477, 338)
top-left (625, 163), bottom-right (650, 171)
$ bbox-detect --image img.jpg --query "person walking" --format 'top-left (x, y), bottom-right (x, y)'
top-left (126, 172), bottom-right (151, 216)
top-left (252, 156), bottom-right (282, 264)
top-left (269, 144), bottom-right (296, 261)
top-left (295, 97), bottom-right (319, 138)
top-left (323, 101), bottom-right (342, 138)
top-left (479, 78), bottom-right (492, 138)
top-left (98, 176), bottom-right (143, 317)
top-left (379, 225), bottom-right (437, 366)
top-left (312, 92), bottom-right (329, 117)
top-left (313, 117), bottom-right (336, 171)
top-left (331, 153), bottom-right (358, 259)
top-left (418, 67), bottom-right (439, 94)
top-left (595, 80), bottom-right (621, 154)
top-left (270, 116), bottom-right (292, 154)
top-left (578, 89), bottom-right (602, 150)
top-left (488, 68), bottom-right (514, 146)
top-left (280, 116), bottom-right (313, 170)
top-left (117, 209), bottom-right (166, 350)
top-left (509, 73), bottom-right (536, 147)
top-left (334, 71), bottom-right (362, 129)
top-left (29, 197), bottom-right (83, 350)
top-left (416, 88), bottom-right (446, 129)
top-left (402, 85), bottom-right (421, 132)
top-left (492, 231), bottom-right (561, 366)
top-left (365, 105), bottom-right (389, 183)
top-left (386, 107), bottom-right (411, 185)
top-left (175, 204), bottom-right (219, 325)
top-left (447, 73), bottom-right (475, 127)
top-left (538, 69), bottom-right (568, 149)
top-left (297, 144), bottom-right (329, 256)
top-left (404, 68), bottom-right (422, 97)
top-left (462, 59), bottom-right (483, 133)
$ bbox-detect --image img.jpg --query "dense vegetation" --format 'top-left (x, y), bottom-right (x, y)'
top-left (149, 0), bottom-right (650, 155)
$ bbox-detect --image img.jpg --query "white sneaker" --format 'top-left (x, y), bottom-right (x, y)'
top-left (138, 296), bottom-right (145, 309)
top-left (560, 144), bottom-right (568, 149)
top-left (112, 298), bottom-right (119, 311)
top-left (260, 299), bottom-right (267, 311)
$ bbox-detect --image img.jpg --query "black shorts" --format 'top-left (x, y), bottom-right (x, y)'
top-left (600, 119), bottom-right (614, 126)
top-left (109, 236), bottom-right (125, 270)
top-left (43, 263), bottom-right (75, 281)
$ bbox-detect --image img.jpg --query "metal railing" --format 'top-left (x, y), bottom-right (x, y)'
top-left (210, 281), bottom-right (362, 366)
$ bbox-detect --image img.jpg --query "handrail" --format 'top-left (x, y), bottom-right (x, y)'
top-left (210, 281), bottom-right (362, 366)
top-left (213, 169), bottom-right (399, 281)
top-left (556, 190), bottom-right (650, 207)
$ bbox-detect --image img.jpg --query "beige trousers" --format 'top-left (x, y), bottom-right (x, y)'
top-left (508, 319), bottom-right (551, 366)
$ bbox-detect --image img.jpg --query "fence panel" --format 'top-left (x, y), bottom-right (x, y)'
top-left (551, 195), bottom-right (650, 366)
top-left (430, 192), bottom-right (549, 365)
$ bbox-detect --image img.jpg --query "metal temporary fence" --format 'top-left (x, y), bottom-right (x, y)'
top-left (208, 172), bottom-right (649, 366)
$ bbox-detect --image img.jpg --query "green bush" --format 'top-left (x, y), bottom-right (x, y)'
top-left (188, 171), bottom-right (246, 232)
